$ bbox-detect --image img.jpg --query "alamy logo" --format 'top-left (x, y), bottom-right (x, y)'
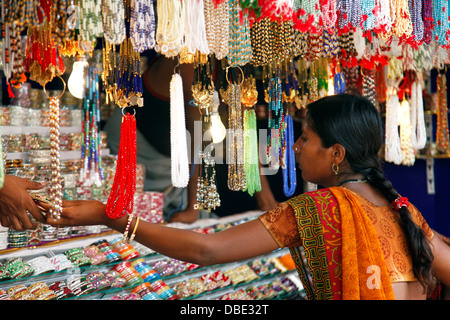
top-left (366, 265), bottom-right (381, 289)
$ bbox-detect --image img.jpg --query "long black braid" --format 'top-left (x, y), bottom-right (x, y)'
top-left (307, 94), bottom-right (435, 290)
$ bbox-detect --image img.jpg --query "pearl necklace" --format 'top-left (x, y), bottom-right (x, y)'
top-left (48, 90), bottom-right (64, 220)
top-left (155, 0), bottom-right (184, 58)
top-left (385, 91), bottom-right (403, 165)
top-left (410, 79), bottom-right (426, 150)
top-left (183, 0), bottom-right (209, 55)
top-left (170, 72), bottom-right (190, 188)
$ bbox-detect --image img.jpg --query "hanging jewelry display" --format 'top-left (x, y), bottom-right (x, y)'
top-left (115, 37), bottom-right (144, 108)
top-left (227, 0), bottom-right (252, 67)
top-left (436, 70), bottom-right (449, 153)
top-left (282, 113), bottom-right (297, 197)
top-left (204, 0), bottom-right (229, 60)
top-left (224, 67), bottom-right (246, 191)
top-left (196, 115), bottom-right (221, 212)
top-left (241, 73), bottom-right (261, 196)
top-left (79, 67), bottom-right (104, 188)
top-left (78, 0), bottom-right (103, 41)
top-left (102, 0), bottom-right (126, 45)
top-left (105, 107), bottom-right (137, 219)
top-left (50, 0), bottom-right (74, 46)
top-left (44, 76), bottom-right (66, 220)
top-left (170, 68), bottom-right (190, 188)
top-left (0, 127), bottom-right (4, 189)
top-left (267, 68), bottom-right (283, 170)
top-left (155, 0), bottom-right (184, 58)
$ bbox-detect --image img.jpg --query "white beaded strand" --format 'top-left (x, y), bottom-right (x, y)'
top-left (410, 79), bottom-right (427, 150)
top-left (170, 73), bottom-right (190, 188)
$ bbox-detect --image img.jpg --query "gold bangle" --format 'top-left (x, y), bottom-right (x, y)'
top-left (129, 217), bottom-right (140, 243)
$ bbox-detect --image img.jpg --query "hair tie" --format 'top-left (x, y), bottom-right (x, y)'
top-left (391, 196), bottom-right (410, 211)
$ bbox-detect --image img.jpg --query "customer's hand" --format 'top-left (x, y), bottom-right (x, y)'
top-left (0, 175), bottom-right (46, 230)
top-left (40, 200), bottom-right (107, 227)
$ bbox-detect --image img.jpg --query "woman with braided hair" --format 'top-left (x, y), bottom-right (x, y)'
top-left (40, 94), bottom-right (450, 300)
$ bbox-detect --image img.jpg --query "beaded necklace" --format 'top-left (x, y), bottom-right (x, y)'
top-left (170, 71), bottom-right (190, 188)
top-left (242, 74), bottom-right (261, 196)
top-left (115, 37), bottom-right (143, 108)
top-left (105, 109), bottom-right (137, 219)
top-left (130, 0), bottom-right (156, 52)
top-left (250, 17), bottom-right (271, 66)
top-left (436, 71), bottom-right (449, 153)
top-left (334, 62), bottom-right (346, 94)
top-left (204, 0), bottom-right (229, 60)
top-left (79, 67), bottom-right (103, 188)
top-left (227, 0), bottom-right (252, 67)
top-left (78, 0), bottom-right (103, 41)
top-left (282, 114), bottom-right (297, 197)
top-left (183, 0), bottom-right (209, 55)
top-left (385, 90), bottom-right (403, 165)
top-left (44, 77), bottom-right (66, 220)
top-left (361, 0), bottom-right (376, 31)
top-left (102, 0), bottom-right (126, 45)
top-left (410, 79), bottom-right (426, 150)
top-left (432, 0), bottom-right (449, 46)
top-left (399, 98), bottom-right (415, 165)
top-left (224, 67), bottom-right (246, 191)
top-left (392, 0), bottom-right (413, 38)
top-left (267, 71), bottom-right (283, 170)
top-left (155, 0), bottom-right (184, 58)
top-left (422, 0), bottom-right (433, 44)
top-left (408, 0), bottom-right (423, 41)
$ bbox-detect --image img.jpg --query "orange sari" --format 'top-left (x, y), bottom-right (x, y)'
top-left (286, 187), bottom-right (395, 300)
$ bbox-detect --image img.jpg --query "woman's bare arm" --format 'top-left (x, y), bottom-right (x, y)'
top-left (45, 200), bottom-right (280, 266)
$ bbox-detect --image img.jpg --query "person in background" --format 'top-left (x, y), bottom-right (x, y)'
top-left (0, 175), bottom-right (45, 230)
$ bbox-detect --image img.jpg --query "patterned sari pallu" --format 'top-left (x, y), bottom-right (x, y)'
top-left (287, 187), bottom-right (395, 300)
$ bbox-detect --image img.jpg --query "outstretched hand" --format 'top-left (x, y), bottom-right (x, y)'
top-left (0, 175), bottom-right (46, 230)
top-left (38, 200), bottom-right (107, 227)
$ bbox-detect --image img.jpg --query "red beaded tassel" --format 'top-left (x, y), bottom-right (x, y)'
top-left (105, 111), bottom-right (137, 219)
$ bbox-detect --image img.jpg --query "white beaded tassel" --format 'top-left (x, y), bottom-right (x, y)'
top-left (170, 73), bottom-right (190, 188)
top-left (184, 0), bottom-right (210, 55)
top-left (410, 80), bottom-right (427, 150)
top-left (385, 92), bottom-right (403, 165)
top-left (49, 97), bottom-right (63, 219)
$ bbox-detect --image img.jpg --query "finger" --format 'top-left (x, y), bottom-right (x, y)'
top-left (25, 180), bottom-right (46, 191)
top-left (16, 210), bottom-right (36, 230)
top-left (27, 203), bottom-right (46, 224)
top-left (0, 215), bottom-right (11, 228)
top-left (8, 215), bottom-right (26, 231)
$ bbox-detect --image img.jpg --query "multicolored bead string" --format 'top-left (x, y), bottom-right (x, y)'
top-left (79, 67), bottom-right (104, 188)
